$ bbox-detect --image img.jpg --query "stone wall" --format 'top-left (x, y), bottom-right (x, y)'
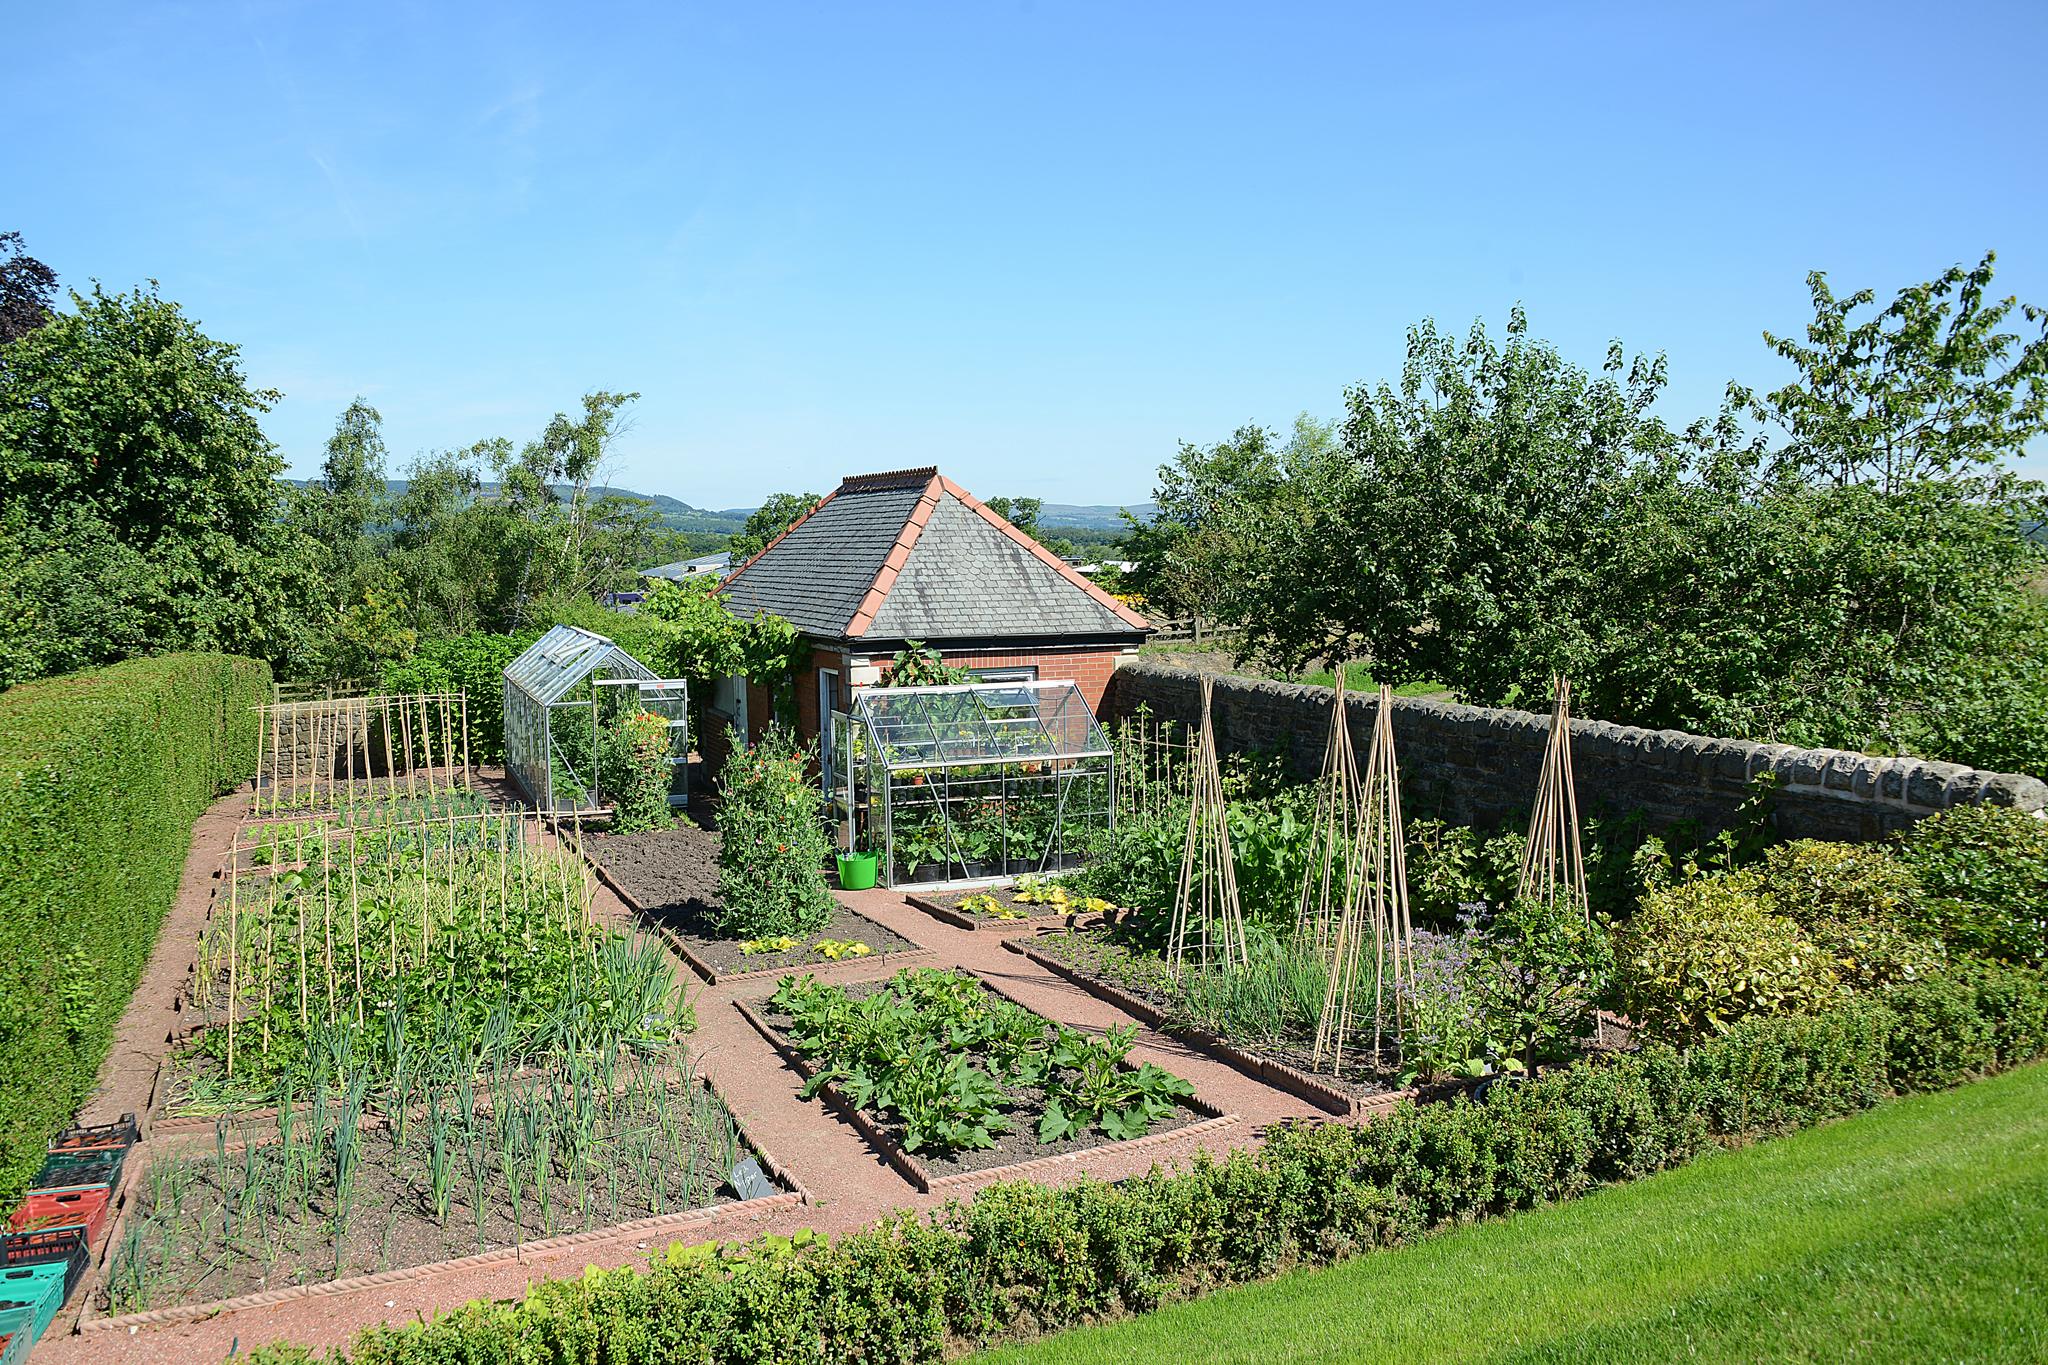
top-left (1102, 662), bottom-right (2048, 842)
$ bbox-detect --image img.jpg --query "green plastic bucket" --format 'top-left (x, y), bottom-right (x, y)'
top-left (836, 851), bottom-right (879, 891)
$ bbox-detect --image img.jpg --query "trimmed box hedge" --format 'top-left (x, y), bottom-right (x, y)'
top-left (0, 653), bottom-right (269, 1206)
top-left (257, 961), bottom-right (2048, 1365)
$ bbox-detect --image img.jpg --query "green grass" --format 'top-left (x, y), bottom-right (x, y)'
top-left (979, 1063), bottom-right (2048, 1364)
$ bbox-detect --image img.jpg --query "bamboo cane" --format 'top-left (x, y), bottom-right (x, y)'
top-left (349, 827), bottom-right (364, 1027)
top-left (226, 857), bottom-right (239, 1076)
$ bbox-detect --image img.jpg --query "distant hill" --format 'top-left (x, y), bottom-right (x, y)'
top-left (1038, 503), bottom-right (1156, 531)
top-left (284, 480), bottom-right (1150, 537)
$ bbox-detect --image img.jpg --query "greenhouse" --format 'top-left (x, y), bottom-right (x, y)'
top-left (829, 679), bottom-right (1115, 887)
top-left (503, 625), bottom-right (689, 814)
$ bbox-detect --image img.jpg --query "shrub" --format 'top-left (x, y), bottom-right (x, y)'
top-left (608, 710), bottom-right (674, 833)
top-left (1467, 897), bottom-right (1613, 1075)
top-left (0, 653), bottom-right (269, 1205)
top-left (1892, 803), bottom-right (2048, 965)
top-left (1610, 872), bottom-right (1837, 1045)
top-left (274, 960), bottom-right (2048, 1365)
top-left (1757, 839), bottom-right (1945, 990)
top-left (715, 724), bottom-right (833, 938)
top-left (1404, 818), bottom-right (1524, 926)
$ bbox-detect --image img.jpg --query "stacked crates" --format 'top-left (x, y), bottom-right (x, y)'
top-left (0, 1113), bottom-right (139, 1354)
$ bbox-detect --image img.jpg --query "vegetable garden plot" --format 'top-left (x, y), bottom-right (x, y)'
top-left (746, 968), bottom-right (1209, 1185)
top-left (103, 1061), bottom-right (758, 1314)
top-left (1026, 928), bottom-right (1438, 1105)
top-left (575, 819), bottom-right (924, 982)
top-left (175, 809), bottom-right (684, 1116)
top-left (907, 875), bottom-right (1120, 931)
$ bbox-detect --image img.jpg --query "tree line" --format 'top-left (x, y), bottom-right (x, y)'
top-left (1125, 254), bottom-right (2048, 776)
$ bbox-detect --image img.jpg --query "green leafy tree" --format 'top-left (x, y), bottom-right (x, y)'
top-left (0, 283), bottom-right (320, 681)
top-left (727, 491), bottom-right (821, 565)
top-left (0, 231), bottom-right (57, 344)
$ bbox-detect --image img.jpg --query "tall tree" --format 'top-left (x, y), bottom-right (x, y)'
top-left (0, 283), bottom-right (318, 680)
top-left (0, 232), bottom-right (57, 344)
top-left (1747, 251), bottom-right (2048, 493)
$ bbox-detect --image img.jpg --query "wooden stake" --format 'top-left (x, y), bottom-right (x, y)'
top-left (349, 827), bottom-right (364, 1027)
top-left (226, 856), bottom-right (239, 1077)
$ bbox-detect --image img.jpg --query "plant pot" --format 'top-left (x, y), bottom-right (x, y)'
top-left (836, 851), bottom-right (879, 890)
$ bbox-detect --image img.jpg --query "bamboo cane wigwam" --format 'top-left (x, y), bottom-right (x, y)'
top-left (1309, 681), bottom-right (1414, 1071)
top-left (1166, 675), bottom-right (1249, 978)
top-left (1517, 676), bottom-right (1590, 922)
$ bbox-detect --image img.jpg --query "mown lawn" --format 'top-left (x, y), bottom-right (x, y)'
top-left (979, 1062), bottom-right (2048, 1364)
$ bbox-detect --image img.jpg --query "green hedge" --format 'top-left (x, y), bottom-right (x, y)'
top-left (260, 961), bottom-right (2048, 1365)
top-left (0, 653), bottom-right (269, 1205)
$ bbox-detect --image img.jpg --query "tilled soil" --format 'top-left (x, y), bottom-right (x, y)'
top-left (584, 822), bottom-right (921, 975)
top-left (102, 1078), bottom-right (756, 1315)
top-left (755, 981), bottom-right (1204, 1182)
top-left (913, 884), bottom-right (1095, 925)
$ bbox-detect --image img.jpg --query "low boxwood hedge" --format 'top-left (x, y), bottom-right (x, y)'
top-left (259, 960), bottom-right (2048, 1365)
top-left (0, 652), bottom-right (268, 1205)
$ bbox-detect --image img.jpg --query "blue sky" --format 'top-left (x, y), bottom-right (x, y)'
top-left (10, 1), bottom-right (2046, 507)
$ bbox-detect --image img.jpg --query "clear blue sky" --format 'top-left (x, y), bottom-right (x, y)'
top-left (10, 1), bottom-right (2046, 508)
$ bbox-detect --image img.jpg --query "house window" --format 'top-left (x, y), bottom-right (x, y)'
top-left (969, 665), bottom-right (1038, 683)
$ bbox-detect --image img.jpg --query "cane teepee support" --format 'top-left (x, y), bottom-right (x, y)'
top-left (1518, 676), bottom-right (1590, 921)
top-left (1167, 675), bottom-right (1249, 978)
top-left (1311, 682), bottom-right (1414, 1071)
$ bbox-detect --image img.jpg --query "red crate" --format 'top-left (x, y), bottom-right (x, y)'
top-left (46, 1114), bottom-right (138, 1155)
top-left (6, 1188), bottom-right (109, 1245)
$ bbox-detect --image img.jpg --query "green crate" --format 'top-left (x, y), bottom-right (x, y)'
top-left (0, 1328), bottom-right (25, 1365)
top-left (32, 1146), bottom-right (125, 1193)
top-left (0, 1264), bottom-right (65, 1340)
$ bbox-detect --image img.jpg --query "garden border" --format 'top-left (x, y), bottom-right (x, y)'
top-left (65, 1066), bottom-right (807, 1339)
top-left (1005, 936), bottom-right (1414, 1120)
top-left (733, 990), bottom-right (1237, 1197)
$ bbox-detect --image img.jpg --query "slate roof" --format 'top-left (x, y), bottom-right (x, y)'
top-left (718, 468), bottom-right (1150, 643)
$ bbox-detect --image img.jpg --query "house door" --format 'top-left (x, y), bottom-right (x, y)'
top-left (817, 669), bottom-right (839, 790)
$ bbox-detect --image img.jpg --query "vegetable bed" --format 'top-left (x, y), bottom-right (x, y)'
top-left (749, 968), bottom-right (1211, 1185)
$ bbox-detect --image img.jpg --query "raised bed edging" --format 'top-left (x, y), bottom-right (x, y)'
top-left (734, 996), bottom-right (1236, 1197)
top-left (1007, 938), bottom-right (1417, 1121)
top-left (902, 894), bottom-right (1094, 936)
top-left (69, 1067), bottom-right (806, 1338)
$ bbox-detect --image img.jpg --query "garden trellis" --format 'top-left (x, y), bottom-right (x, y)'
top-left (1166, 675), bottom-right (1249, 978)
top-left (502, 625), bottom-right (689, 815)
top-left (830, 680), bottom-right (1115, 887)
top-left (251, 692), bottom-right (472, 818)
top-left (1518, 676), bottom-right (1589, 922)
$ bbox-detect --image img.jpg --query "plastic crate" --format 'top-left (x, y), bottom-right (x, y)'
top-left (46, 1113), bottom-right (139, 1155)
top-left (32, 1146), bottom-right (126, 1193)
top-left (0, 1329), bottom-right (23, 1365)
top-left (0, 1266), bottom-right (64, 1341)
top-left (6, 1187), bottom-right (110, 1244)
top-left (0, 1233), bottom-right (85, 1303)
top-left (0, 1227), bottom-right (86, 1275)
top-left (0, 1303), bottom-right (34, 1353)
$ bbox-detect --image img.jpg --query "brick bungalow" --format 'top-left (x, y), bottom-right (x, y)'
top-left (703, 466), bottom-right (1152, 775)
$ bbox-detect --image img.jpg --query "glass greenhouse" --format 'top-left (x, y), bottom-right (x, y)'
top-left (503, 625), bottom-right (689, 814)
top-left (828, 680), bottom-right (1115, 887)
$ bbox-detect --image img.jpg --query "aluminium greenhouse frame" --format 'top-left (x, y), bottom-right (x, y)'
top-left (502, 625), bottom-right (690, 815)
top-left (829, 679), bottom-right (1115, 888)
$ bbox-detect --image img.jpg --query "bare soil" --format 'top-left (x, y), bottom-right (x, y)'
top-left (755, 979), bottom-right (1204, 1182)
top-left (102, 1078), bottom-right (756, 1315)
top-left (583, 820), bottom-right (920, 974)
top-left (913, 883), bottom-right (1095, 926)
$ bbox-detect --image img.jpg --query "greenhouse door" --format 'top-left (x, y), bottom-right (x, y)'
top-left (637, 679), bottom-right (691, 807)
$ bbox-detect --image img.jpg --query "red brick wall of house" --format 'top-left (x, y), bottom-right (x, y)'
top-left (892, 644), bottom-right (1131, 716)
